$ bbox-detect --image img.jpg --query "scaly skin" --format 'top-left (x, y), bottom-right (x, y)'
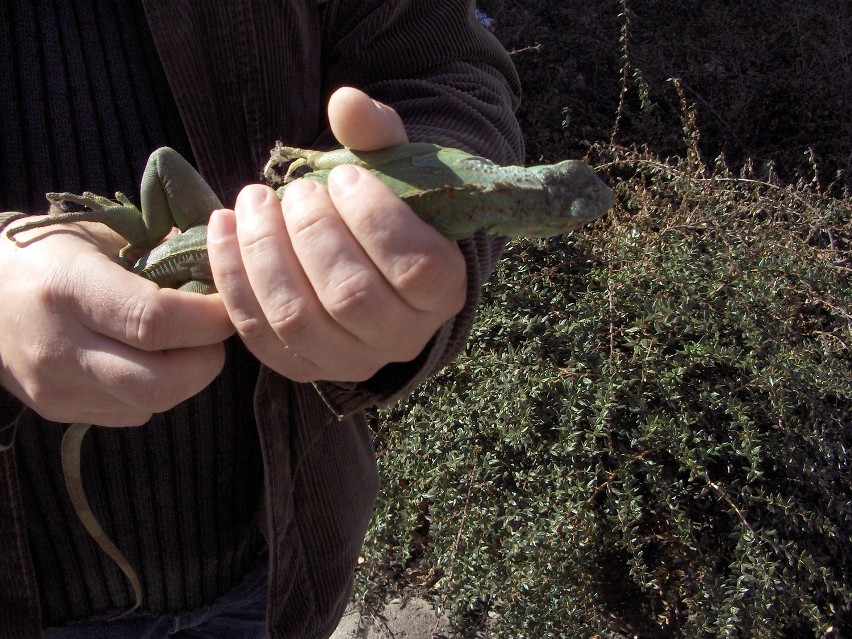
top-left (265, 142), bottom-right (615, 239)
top-left (61, 423), bottom-right (144, 617)
top-left (3, 144), bottom-right (614, 616)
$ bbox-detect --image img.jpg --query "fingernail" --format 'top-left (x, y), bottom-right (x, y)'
top-left (281, 177), bottom-right (317, 203)
top-left (207, 209), bottom-right (236, 242)
top-left (235, 185), bottom-right (276, 214)
top-left (328, 164), bottom-right (360, 197)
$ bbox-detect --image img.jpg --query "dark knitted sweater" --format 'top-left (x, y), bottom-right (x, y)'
top-left (0, 0), bottom-right (265, 627)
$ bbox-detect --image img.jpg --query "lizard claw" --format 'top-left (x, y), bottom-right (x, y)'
top-left (263, 143), bottom-right (326, 185)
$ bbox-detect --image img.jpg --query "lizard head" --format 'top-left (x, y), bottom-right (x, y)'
top-left (525, 160), bottom-right (615, 236)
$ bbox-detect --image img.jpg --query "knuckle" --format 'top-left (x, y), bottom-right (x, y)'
top-left (24, 343), bottom-right (80, 410)
top-left (17, 340), bottom-right (72, 413)
top-left (104, 364), bottom-right (181, 415)
top-left (110, 367), bottom-right (167, 411)
top-left (28, 335), bottom-right (67, 371)
top-left (119, 293), bottom-right (168, 348)
top-left (287, 201), bottom-right (332, 239)
top-left (324, 270), bottom-right (375, 321)
top-left (265, 297), bottom-right (314, 340)
top-left (391, 251), bottom-right (442, 288)
top-left (232, 313), bottom-right (273, 342)
top-left (37, 266), bottom-right (77, 310)
top-left (391, 250), bottom-right (465, 309)
top-left (238, 225), bottom-right (280, 259)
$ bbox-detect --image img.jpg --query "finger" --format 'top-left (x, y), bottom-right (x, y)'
top-left (17, 330), bottom-right (225, 425)
top-left (247, 181), bottom-right (396, 380)
top-left (208, 204), bottom-right (270, 341)
top-left (328, 86), bottom-right (408, 151)
top-left (77, 338), bottom-right (227, 414)
top-left (210, 186), bottom-right (339, 381)
top-left (65, 250), bottom-right (233, 351)
top-left (328, 165), bottom-right (467, 317)
top-left (282, 169), bottom-right (434, 365)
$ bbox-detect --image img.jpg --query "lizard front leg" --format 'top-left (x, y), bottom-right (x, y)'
top-left (5, 191), bottom-right (151, 260)
top-left (4, 147), bottom-right (222, 259)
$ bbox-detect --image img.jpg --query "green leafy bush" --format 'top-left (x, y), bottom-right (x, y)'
top-left (359, 134), bottom-right (851, 637)
top-left (354, 2), bottom-right (851, 637)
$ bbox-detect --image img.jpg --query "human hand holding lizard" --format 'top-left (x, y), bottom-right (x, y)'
top-left (0, 87), bottom-right (468, 426)
top-left (0, 221), bottom-right (233, 425)
top-left (1, 85), bottom-right (612, 418)
top-left (207, 87), bottom-right (468, 383)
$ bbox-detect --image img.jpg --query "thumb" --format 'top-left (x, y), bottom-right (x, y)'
top-left (328, 86), bottom-right (408, 151)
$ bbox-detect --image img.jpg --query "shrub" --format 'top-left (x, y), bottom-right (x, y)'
top-left (355, 2), bottom-right (851, 637)
top-left (359, 131), bottom-right (851, 637)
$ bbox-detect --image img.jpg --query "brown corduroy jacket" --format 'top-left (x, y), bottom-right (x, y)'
top-left (0, 1), bottom-right (522, 636)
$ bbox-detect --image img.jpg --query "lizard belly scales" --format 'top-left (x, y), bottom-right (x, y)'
top-left (3, 144), bottom-right (614, 617)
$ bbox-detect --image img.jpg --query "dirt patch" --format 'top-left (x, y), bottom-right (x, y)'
top-left (331, 597), bottom-right (446, 639)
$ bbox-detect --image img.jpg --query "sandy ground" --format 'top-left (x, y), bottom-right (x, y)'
top-left (330, 597), bottom-right (447, 639)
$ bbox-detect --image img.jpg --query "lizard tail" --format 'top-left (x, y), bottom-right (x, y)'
top-left (61, 423), bottom-right (143, 618)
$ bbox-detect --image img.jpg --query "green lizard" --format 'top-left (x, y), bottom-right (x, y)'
top-left (3, 143), bottom-right (614, 616)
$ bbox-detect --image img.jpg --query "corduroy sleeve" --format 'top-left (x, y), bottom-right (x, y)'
top-left (310, 0), bottom-right (524, 416)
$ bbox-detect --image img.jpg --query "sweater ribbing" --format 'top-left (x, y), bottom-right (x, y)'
top-left (1, 0), bottom-right (265, 625)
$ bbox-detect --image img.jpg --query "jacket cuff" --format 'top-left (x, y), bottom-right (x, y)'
top-left (312, 318), bottom-right (453, 418)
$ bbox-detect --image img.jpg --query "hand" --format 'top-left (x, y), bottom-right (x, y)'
top-left (207, 87), bottom-right (467, 382)
top-left (0, 222), bottom-right (233, 425)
